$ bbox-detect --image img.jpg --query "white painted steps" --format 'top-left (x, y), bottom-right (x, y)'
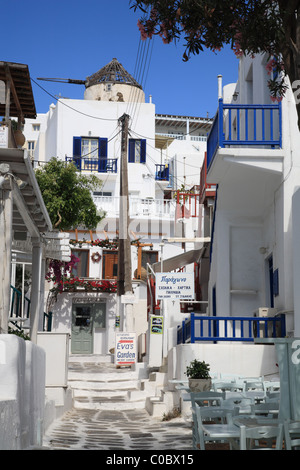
top-left (67, 356), bottom-right (177, 416)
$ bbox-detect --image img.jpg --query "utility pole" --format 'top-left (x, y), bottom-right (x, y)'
top-left (117, 113), bottom-right (133, 331)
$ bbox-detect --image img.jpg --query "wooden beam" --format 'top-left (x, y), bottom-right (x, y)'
top-left (10, 177), bottom-right (40, 237)
top-left (5, 64), bottom-right (24, 126)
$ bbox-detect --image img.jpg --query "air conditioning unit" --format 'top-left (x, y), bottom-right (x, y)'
top-left (253, 307), bottom-right (278, 318)
top-left (253, 307), bottom-right (278, 338)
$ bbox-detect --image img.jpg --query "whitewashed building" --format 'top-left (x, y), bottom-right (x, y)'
top-left (164, 53), bottom-right (300, 390)
top-left (23, 58), bottom-right (211, 360)
top-left (207, 53), bottom-right (300, 338)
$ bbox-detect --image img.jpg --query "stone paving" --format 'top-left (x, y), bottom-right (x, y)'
top-left (41, 360), bottom-right (193, 451)
top-left (42, 407), bottom-right (193, 450)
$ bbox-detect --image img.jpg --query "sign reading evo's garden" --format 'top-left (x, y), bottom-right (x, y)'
top-left (115, 332), bottom-right (137, 366)
top-left (156, 273), bottom-right (195, 301)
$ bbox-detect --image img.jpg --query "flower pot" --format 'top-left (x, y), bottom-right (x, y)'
top-left (188, 378), bottom-right (212, 392)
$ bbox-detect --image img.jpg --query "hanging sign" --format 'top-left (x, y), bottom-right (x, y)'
top-left (156, 272), bottom-right (195, 301)
top-left (115, 332), bottom-right (137, 366)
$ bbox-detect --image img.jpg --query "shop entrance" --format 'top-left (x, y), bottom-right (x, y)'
top-left (71, 302), bottom-right (106, 354)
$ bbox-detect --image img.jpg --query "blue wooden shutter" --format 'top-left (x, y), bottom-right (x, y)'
top-left (98, 137), bottom-right (107, 172)
top-left (98, 138), bottom-right (108, 158)
top-left (140, 139), bottom-right (146, 163)
top-left (273, 268), bottom-right (279, 297)
top-left (128, 139), bottom-right (135, 162)
top-left (73, 137), bottom-right (81, 157)
top-left (73, 137), bottom-right (82, 170)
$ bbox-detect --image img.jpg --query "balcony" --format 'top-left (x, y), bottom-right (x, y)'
top-left (155, 164), bottom-right (169, 181)
top-left (65, 156), bottom-right (118, 173)
top-left (177, 312), bottom-right (286, 344)
top-left (93, 195), bottom-right (176, 219)
top-left (175, 190), bottom-right (201, 219)
top-left (207, 99), bottom-right (283, 179)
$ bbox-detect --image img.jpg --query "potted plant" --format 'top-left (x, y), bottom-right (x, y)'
top-left (185, 359), bottom-right (212, 392)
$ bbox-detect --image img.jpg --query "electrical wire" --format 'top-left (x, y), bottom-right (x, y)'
top-left (129, 127), bottom-right (206, 171)
top-left (30, 77), bottom-right (119, 122)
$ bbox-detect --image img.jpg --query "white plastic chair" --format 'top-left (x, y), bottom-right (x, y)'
top-left (284, 420), bottom-right (300, 450)
top-left (239, 423), bottom-right (284, 450)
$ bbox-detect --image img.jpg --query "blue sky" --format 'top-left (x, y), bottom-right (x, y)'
top-left (2, 0), bottom-right (239, 118)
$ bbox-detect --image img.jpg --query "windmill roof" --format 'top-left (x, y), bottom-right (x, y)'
top-left (85, 58), bottom-right (142, 90)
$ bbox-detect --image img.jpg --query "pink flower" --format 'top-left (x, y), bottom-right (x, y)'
top-left (266, 58), bottom-right (276, 75)
top-left (137, 19), bottom-right (148, 40)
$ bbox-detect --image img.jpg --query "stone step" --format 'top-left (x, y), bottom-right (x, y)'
top-left (68, 354), bottom-right (113, 364)
top-left (73, 388), bottom-right (133, 398)
top-left (145, 396), bottom-right (168, 417)
top-left (68, 379), bottom-right (141, 391)
top-left (127, 389), bottom-right (153, 402)
top-left (73, 395), bottom-right (146, 411)
top-left (66, 361), bottom-right (171, 414)
top-left (68, 370), bottom-right (142, 382)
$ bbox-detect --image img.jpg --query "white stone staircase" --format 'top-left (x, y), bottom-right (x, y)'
top-left (67, 356), bottom-right (179, 417)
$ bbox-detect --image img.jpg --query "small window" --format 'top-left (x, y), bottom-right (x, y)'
top-left (28, 141), bottom-right (35, 150)
top-left (93, 191), bottom-right (112, 197)
top-left (32, 124), bottom-right (40, 131)
top-left (71, 250), bottom-right (89, 277)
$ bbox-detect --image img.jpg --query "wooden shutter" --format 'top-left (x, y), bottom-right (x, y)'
top-left (73, 137), bottom-right (82, 170)
top-left (128, 139), bottom-right (135, 162)
top-left (98, 138), bottom-right (108, 158)
top-left (140, 139), bottom-right (146, 163)
top-left (73, 137), bottom-right (82, 157)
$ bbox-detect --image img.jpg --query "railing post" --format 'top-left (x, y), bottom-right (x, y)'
top-left (190, 313), bottom-right (195, 343)
top-left (278, 101), bottom-right (282, 148)
top-left (218, 98), bottom-right (224, 148)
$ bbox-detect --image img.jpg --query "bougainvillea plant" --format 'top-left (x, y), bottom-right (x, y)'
top-left (46, 254), bottom-right (117, 297)
top-left (130, 0), bottom-right (300, 126)
top-left (46, 253), bottom-right (80, 287)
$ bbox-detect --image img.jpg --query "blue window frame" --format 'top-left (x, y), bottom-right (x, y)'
top-left (73, 136), bottom-right (108, 170)
top-left (128, 138), bottom-right (146, 163)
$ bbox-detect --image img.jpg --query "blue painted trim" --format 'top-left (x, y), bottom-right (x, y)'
top-left (206, 101), bottom-right (282, 171)
top-left (177, 314), bottom-right (286, 344)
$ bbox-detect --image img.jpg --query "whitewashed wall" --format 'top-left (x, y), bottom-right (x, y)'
top-left (173, 343), bottom-right (278, 380)
top-left (0, 335), bottom-right (49, 450)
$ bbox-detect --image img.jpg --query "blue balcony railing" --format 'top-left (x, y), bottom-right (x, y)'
top-left (155, 164), bottom-right (169, 181)
top-left (177, 312), bottom-right (286, 344)
top-left (66, 156), bottom-right (118, 173)
top-left (207, 99), bottom-right (282, 169)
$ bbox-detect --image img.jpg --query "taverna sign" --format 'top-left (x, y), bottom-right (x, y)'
top-left (115, 332), bottom-right (137, 366)
top-left (156, 272), bottom-right (195, 301)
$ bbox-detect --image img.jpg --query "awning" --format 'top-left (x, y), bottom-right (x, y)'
top-left (0, 61), bottom-right (36, 119)
top-left (151, 243), bottom-right (209, 273)
top-left (0, 148), bottom-right (52, 236)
